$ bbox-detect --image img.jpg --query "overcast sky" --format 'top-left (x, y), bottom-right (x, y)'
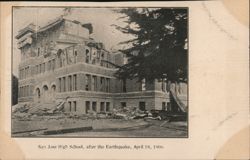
top-left (13, 7), bottom-right (134, 76)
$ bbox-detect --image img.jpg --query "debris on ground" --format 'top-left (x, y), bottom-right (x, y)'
top-left (12, 101), bottom-right (187, 123)
top-left (13, 103), bottom-right (30, 113)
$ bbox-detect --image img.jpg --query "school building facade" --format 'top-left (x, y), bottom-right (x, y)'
top-left (16, 16), bottom-right (187, 113)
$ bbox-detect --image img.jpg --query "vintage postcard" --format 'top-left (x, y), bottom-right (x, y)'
top-left (11, 6), bottom-right (188, 138)
top-left (0, 1), bottom-right (249, 160)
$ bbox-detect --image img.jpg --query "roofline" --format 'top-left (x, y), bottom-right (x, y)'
top-left (15, 28), bottom-right (35, 39)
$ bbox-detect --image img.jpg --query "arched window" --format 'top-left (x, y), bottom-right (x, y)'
top-left (36, 88), bottom-right (41, 98)
top-left (51, 85), bottom-right (56, 92)
top-left (51, 85), bottom-right (56, 101)
top-left (42, 85), bottom-right (49, 101)
top-left (43, 85), bottom-right (48, 91)
top-left (85, 49), bottom-right (90, 63)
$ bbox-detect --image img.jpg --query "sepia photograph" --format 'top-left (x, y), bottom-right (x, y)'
top-left (11, 7), bottom-right (188, 138)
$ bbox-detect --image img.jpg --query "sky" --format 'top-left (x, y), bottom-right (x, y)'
top-left (13, 7), bottom-right (135, 76)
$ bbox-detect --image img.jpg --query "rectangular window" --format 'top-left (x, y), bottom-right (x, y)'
top-left (92, 76), bottom-right (97, 91)
top-left (167, 102), bottom-right (171, 111)
top-left (42, 63), bottom-right (45, 73)
top-left (100, 77), bottom-right (104, 92)
top-left (85, 74), bottom-right (90, 91)
top-left (38, 48), bottom-right (40, 56)
top-left (92, 102), bottom-right (97, 112)
top-left (106, 78), bottom-right (110, 92)
top-left (59, 78), bottom-right (61, 92)
top-left (121, 79), bottom-right (126, 92)
top-left (139, 102), bottom-right (146, 111)
top-left (24, 68), bottom-right (26, 79)
top-left (23, 69), bottom-right (25, 78)
top-left (36, 65), bottom-right (38, 74)
top-left (106, 102), bottom-right (110, 112)
top-left (41, 64), bottom-right (44, 73)
top-left (73, 74), bottom-right (77, 91)
top-left (74, 50), bottom-right (77, 63)
top-left (39, 64), bottom-right (42, 73)
top-left (68, 75), bottom-right (72, 91)
top-left (27, 85), bottom-right (29, 96)
top-left (24, 86), bottom-right (26, 97)
top-left (121, 102), bottom-right (126, 108)
top-left (73, 101), bottom-right (77, 112)
top-left (25, 67), bottom-right (29, 78)
top-left (48, 61), bottom-right (51, 71)
top-left (23, 86), bottom-right (25, 97)
top-left (162, 102), bottom-right (166, 111)
top-left (69, 101), bottom-right (72, 112)
top-left (100, 102), bottom-right (105, 112)
top-left (27, 86), bottom-right (29, 97)
top-left (60, 57), bottom-right (62, 67)
top-left (63, 77), bottom-right (66, 92)
top-left (85, 101), bottom-right (90, 113)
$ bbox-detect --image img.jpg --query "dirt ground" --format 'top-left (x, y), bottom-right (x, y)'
top-left (12, 114), bottom-right (187, 137)
top-left (63, 122), bottom-right (187, 137)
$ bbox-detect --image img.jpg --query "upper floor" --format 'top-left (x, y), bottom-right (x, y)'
top-left (16, 16), bottom-right (124, 80)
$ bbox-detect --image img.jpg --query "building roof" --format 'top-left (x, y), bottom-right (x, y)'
top-left (15, 23), bottom-right (36, 39)
top-left (37, 16), bottom-right (64, 33)
top-left (16, 16), bottom-right (93, 39)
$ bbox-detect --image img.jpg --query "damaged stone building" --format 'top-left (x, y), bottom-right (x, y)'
top-left (16, 16), bottom-right (187, 114)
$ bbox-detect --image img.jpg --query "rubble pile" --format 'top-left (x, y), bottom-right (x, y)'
top-left (12, 103), bottom-right (187, 122)
top-left (12, 101), bottom-right (66, 117)
top-left (112, 107), bottom-right (149, 120)
top-left (12, 104), bottom-right (30, 113)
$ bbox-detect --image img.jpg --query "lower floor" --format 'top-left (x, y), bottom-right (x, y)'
top-left (18, 90), bottom-right (185, 114)
top-left (57, 93), bottom-right (171, 114)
